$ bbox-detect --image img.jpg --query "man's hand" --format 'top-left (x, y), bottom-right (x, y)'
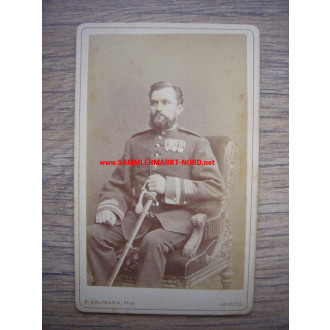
top-left (148, 174), bottom-right (166, 194)
top-left (95, 210), bottom-right (117, 226)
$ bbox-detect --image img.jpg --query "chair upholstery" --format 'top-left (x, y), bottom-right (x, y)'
top-left (117, 136), bottom-right (238, 289)
top-left (206, 136), bottom-right (230, 175)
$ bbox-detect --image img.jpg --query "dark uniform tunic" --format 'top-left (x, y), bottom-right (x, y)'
top-left (87, 126), bottom-right (225, 287)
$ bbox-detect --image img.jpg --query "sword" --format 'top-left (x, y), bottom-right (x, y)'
top-left (107, 190), bottom-right (157, 287)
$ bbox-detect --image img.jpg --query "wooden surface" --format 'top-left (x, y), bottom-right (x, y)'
top-left (43, 0), bottom-right (288, 328)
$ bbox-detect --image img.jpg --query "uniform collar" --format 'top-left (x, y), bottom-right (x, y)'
top-left (152, 123), bottom-right (179, 136)
top-left (160, 123), bottom-right (179, 135)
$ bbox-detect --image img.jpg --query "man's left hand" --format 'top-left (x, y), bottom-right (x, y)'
top-left (148, 174), bottom-right (166, 194)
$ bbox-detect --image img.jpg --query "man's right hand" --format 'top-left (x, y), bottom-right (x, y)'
top-left (95, 210), bottom-right (117, 226)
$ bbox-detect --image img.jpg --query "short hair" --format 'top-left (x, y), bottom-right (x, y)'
top-left (149, 81), bottom-right (184, 105)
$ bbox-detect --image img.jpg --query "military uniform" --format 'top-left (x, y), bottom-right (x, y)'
top-left (87, 125), bottom-right (225, 287)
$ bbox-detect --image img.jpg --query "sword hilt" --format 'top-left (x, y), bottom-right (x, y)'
top-left (144, 191), bottom-right (157, 201)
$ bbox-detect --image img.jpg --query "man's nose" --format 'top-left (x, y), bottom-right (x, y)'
top-left (156, 103), bottom-right (164, 112)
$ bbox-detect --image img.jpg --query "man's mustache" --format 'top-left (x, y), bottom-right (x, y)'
top-left (153, 112), bottom-right (168, 118)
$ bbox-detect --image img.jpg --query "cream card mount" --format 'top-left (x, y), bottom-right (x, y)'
top-left (74, 23), bottom-right (259, 315)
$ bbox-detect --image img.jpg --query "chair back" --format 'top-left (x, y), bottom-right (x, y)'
top-left (204, 136), bottom-right (230, 175)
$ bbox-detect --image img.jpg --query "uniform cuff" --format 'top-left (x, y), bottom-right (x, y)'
top-left (165, 176), bottom-right (181, 205)
top-left (165, 176), bottom-right (195, 205)
top-left (97, 199), bottom-right (124, 221)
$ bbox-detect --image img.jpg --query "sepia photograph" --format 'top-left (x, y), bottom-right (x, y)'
top-left (74, 23), bottom-right (259, 315)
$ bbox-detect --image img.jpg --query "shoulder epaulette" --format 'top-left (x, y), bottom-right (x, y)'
top-left (178, 126), bottom-right (203, 138)
top-left (130, 128), bottom-right (154, 139)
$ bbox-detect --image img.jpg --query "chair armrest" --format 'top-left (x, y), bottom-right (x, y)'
top-left (182, 214), bottom-right (207, 259)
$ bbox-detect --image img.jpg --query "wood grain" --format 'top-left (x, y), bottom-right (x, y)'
top-left (43, 0), bottom-right (288, 328)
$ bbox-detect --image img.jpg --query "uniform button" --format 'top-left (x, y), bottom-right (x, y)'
top-left (155, 143), bottom-right (160, 148)
top-left (157, 135), bottom-right (162, 139)
top-left (155, 153), bottom-right (159, 157)
top-left (183, 201), bottom-right (187, 205)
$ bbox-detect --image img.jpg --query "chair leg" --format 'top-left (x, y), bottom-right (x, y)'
top-left (221, 267), bottom-right (233, 289)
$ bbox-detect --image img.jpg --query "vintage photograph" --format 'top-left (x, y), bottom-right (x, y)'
top-left (75, 23), bottom-right (259, 315)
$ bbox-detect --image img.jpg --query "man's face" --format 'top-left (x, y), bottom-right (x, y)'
top-left (149, 87), bottom-right (183, 130)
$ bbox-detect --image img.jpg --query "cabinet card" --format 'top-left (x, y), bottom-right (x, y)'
top-left (74, 23), bottom-right (259, 315)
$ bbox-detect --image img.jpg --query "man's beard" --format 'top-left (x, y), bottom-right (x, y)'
top-left (149, 113), bottom-right (177, 130)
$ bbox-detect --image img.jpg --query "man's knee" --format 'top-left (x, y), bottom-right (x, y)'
top-left (87, 224), bottom-right (102, 245)
top-left (87, 224), bottom-right (115, 250)
top-left (140, 229), bottom-right (166, 254)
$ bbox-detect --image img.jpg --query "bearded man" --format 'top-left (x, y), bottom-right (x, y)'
top-left (87, 81), bottom-right (225, 288)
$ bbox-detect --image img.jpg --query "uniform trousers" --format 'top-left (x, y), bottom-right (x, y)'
top-left (87, 220), bottom-right (188, 288)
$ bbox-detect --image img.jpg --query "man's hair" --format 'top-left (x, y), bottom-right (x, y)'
top-left (149, 81), bottom-right (184, 105)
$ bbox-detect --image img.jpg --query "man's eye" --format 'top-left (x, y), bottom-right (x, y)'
top-left (162, 100), bottom-right (169, 105)
top-left (150, 101), bottom-right (157, 106)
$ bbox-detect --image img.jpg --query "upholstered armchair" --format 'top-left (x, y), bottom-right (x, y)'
top-left (116, 136), bottom-right (238, 289)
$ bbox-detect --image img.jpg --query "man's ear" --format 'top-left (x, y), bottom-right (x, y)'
top-left (177, 105), bottom-right (184, 115)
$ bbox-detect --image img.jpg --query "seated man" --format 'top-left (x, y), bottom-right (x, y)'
top-left (87, 81), bottom-right (225, 288)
